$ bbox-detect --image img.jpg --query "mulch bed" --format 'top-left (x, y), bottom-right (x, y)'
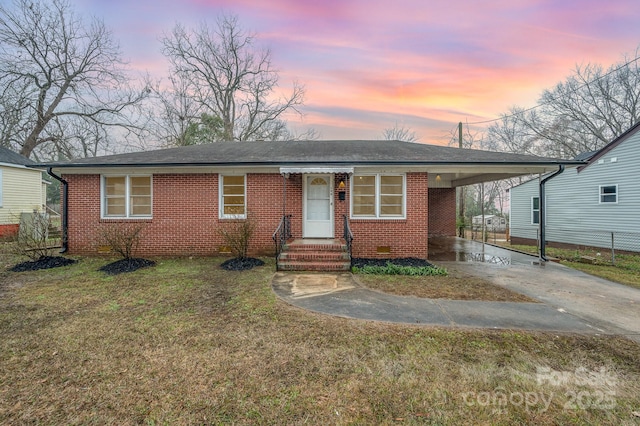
top-left (351, 257), bottom-right (434, 268)
top-left (99, 258), bottom-right (156, 275)
top-left (220, 257), bottom-right (265, 271)
top-left (10, 256), bottom-right (77, 272)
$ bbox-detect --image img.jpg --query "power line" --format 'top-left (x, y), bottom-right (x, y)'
top-left (464, 54), bottom-right (640, 126)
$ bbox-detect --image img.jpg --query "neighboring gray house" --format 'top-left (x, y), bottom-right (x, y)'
top-left (510, 122), bottom-right (640, 252)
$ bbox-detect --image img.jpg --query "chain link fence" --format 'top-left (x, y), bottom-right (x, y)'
top-left (506, 227), bottom-right (640, 265)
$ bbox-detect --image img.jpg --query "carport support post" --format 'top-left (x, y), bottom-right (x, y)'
top-left (539, 165), bottom-right (564, 261)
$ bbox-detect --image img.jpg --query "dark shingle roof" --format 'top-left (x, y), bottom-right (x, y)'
top-left (36, 140), bottom-right (581, 168)
top-left (0, 146), bottom-right (35, 166)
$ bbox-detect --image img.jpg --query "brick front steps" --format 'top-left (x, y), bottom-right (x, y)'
top-left (277, 239), bottom-right (351, 271)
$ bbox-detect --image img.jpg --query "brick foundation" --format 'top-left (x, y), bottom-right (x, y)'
top-left (0, 223), bottom-right (19, 239)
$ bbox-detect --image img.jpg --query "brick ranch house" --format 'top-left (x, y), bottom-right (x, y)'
top-left (37, 140), bottom-right (575, 269)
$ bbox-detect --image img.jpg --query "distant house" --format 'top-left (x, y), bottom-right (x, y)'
top-left (510, 121), bottom-right (640, 252)
top-left (0, 147), bottom-right (46, 238)
top-left (472, 214), bottom-right (507, 232)
top-left (36, 140), bottom-right (576, 269)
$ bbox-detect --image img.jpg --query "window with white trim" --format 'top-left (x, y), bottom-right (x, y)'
top-left (531, 196), bottom-right (540, 225)
top-left (599, 185), bottom-right (617, 204)
top-left (220, 175), bottom-right (246, 218)
top-left (351, 174), bottom-right (405, 218)
top-left (102, 175), bottom-right (152, 218)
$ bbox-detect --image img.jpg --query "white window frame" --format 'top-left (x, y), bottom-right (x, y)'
top-left (350, 173), bottom-right (406, 219)
top-left (599, 184), bottom-right (618, 204)
top-left (219, 174), bottom-right (247, 219)
top-left (531, 196), bottom-right (540, 225)
top-left (101, 175), bottom-right (153, 219)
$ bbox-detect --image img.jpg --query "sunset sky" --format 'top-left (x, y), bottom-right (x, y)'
top-left (74, 0), bottom-right (640, 144)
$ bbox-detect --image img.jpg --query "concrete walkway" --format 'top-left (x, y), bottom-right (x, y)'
top-left (271, 238), bottom-right (640, 342)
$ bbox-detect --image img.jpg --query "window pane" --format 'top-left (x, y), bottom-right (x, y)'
top-left (602, 186), bottom-right (616, 194)
top-left (105, 177), bottom-right (126, 196)
top-left (602, 194), bottom-right (616, 203)
top-left (381, 175), bottom-right (403, 195)
top-left (532, 197), bottom-right (539, 209)
top-left (353, 175), bottom-right (376, 216)
top-left (380, 204), bottom-right (402, 215)
top-left (130, 176), bottom-right (151, 195)
top-left (224, 175), bottom-right (245, 186)
top-left (224, 205), bottom-right (245, 215)
top-left (353, 204), bottom-right (375, 215)
top-left (104, 177), bottom-right (126, 217)
top-left (532, 211), bottom-right (540, 224)
top-left (106, 199), bottom-right (125, 216)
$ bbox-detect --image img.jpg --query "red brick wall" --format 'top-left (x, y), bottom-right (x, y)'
top-left (64, 171), bottom-right (436, 258)
top-left (428, 188), bottom-right (456, 236)
top-left (0, 224), bottom-right (19, 239)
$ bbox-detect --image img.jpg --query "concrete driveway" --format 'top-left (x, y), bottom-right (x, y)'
top-left (272, 237), bottom-right (640, 342)
top-left (430, 237), bottom-right (640, 342)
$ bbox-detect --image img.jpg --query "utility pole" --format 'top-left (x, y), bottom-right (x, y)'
top-left (457, 122), bottom-right (465, 237)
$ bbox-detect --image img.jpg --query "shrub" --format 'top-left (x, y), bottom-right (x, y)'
top-left (12, 211), bottom-right (56, 260)
top-left (352, 262), bottom-right (448, 276)
top-left (100, 223), bottom-right (145, 260)
top-left (217, 214), bottom-right (256, 259)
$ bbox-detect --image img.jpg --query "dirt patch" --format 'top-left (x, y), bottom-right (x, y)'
top-left (357, 262), bottom-right (536, 302)
top-left (98, 258), bottom-right (156, 275)
top-left (220, 257), bottom-right (265, 271)
top-left (10, 256), bottom-right (77, 272)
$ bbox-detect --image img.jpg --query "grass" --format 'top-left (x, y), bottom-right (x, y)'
top-left (1, 247), bottom-right (640, 424)
top-left (356, 263), bottom-right (537, 302)
top-left (502, 243), bottom-right (640, 290)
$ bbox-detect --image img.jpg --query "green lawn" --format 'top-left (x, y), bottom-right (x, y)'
top-left (1, 250), bottom-right (639, 424)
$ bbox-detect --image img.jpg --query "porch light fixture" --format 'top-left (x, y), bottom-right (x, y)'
top-left (436, 174), bottom-right (442, 182)
top-left (338, 177), bottom-right (346, 201)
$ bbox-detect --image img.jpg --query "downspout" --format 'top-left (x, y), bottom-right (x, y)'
top-left (46, 168), bottom-right (68, 253)
top-left (539, 165), bottom-right (564, 261)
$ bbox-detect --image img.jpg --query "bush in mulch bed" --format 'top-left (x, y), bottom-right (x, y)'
top-left (351, 257), bottom-right (434, 268)
top-left (98, 258), bottom-right (156, 275)
top-left (220, 257), bottom-right (265, 271)
top-left (10, 256), bottom-right (77, 272)
top-left (351, 257), bottom-right (447, 276)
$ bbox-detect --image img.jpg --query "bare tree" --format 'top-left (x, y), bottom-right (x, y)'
top-left (487, 48), bottom-right (640, 159)
top-left (161, 14), bottom-right (305, 142)
top-left (0, 0), bottom-right (148, 159)
top-left (381, 122), bottom-right (418, 142)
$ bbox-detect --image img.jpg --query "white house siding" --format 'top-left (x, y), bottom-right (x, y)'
top-left (0, 165), bottom-right (44, 226)
top-left (510, 130), bottom-right (640, 252)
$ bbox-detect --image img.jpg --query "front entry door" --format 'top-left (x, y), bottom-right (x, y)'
top-left (304, 175), bottom-right (334, 238)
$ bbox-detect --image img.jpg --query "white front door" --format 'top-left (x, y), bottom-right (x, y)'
top-left (303, 174), bottom-right (334, 238)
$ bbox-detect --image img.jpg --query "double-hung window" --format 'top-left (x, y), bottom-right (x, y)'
top-left (220, 175), bottom-right (246, 218)
top-left (531, 196), bottom-right (540, 225)
top-left (102, 175), bottom-right (152, 218)
top-left (352, 174), bottom-right (405, 219)
top-left (599, 185), bottom-right (617, 204)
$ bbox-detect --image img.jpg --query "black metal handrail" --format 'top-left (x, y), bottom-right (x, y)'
top-left (272, 214), bottom-right (292, 268)
top-left (343, 214), bottom-right (354, 264)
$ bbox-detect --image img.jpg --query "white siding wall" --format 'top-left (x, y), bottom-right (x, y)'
top-left (0, 165), bottom-right (44, 225)
top-left (510, 130), bottom-right (640, 251)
